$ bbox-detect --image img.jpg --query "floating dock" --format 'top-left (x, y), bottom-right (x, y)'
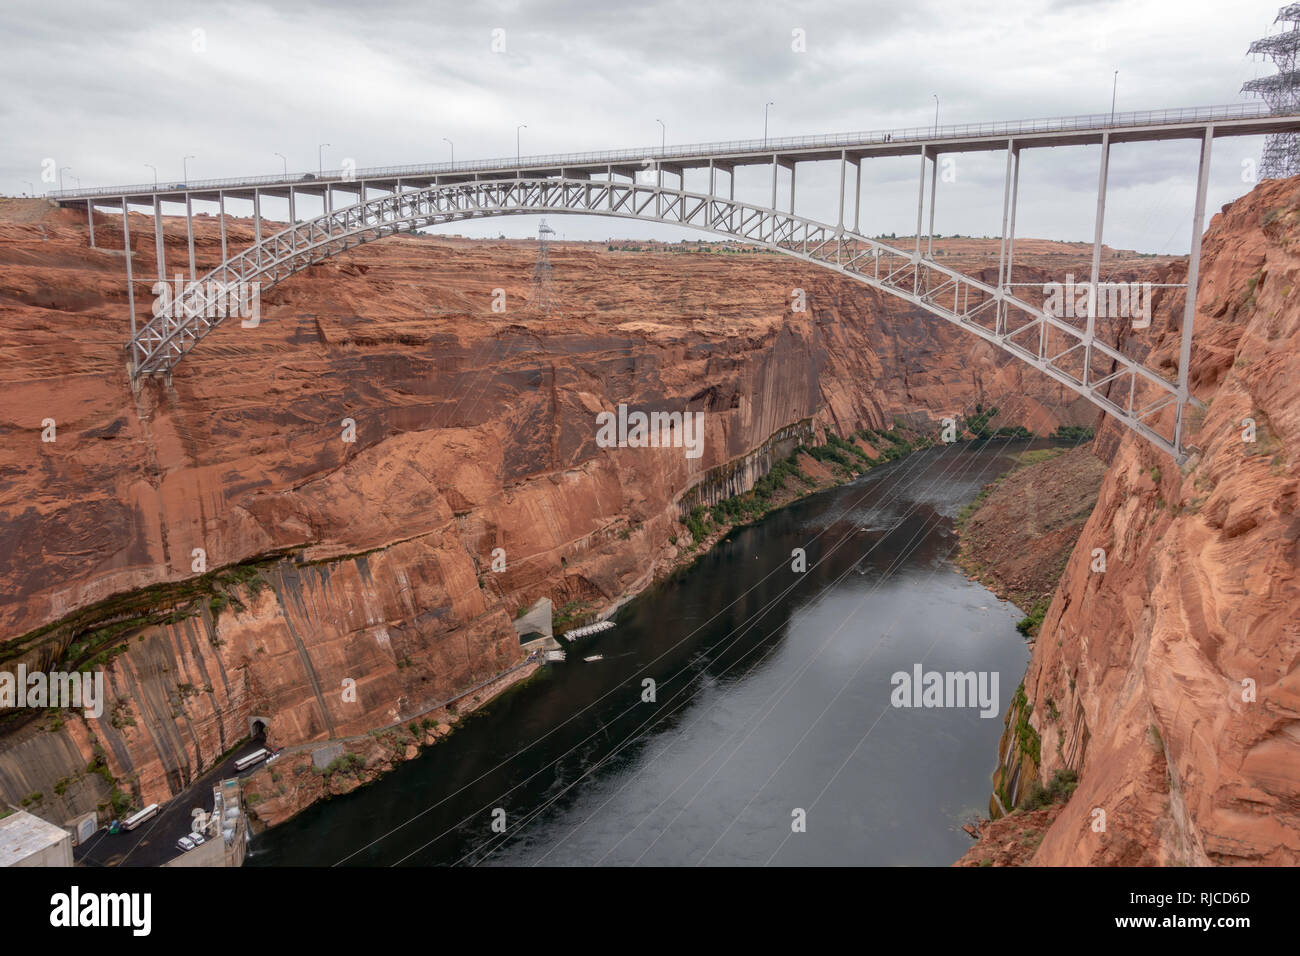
top-left (562, 619), bottom-right (616, 642)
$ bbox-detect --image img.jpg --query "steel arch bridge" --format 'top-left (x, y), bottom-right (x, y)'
top-left (129, 174), bottom-right (1186, 456)
top-left (49, 103), bottom-right (1300, 461)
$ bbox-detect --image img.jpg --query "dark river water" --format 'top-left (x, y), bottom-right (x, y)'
top-left (250, 442), bottom-right (1036, 866)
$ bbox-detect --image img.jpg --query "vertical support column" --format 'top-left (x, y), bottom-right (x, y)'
top-left (770, 154), bottom-right (778, 243)
top-left (87, 201), bottom-right (96, 247)
top-left (913, 145), bottom-right (926, 294)
top-left (1006, 145), bottom-right (1021, 290)
top-left (326, 184), bottom-right (333, 214)
top-left (122, 199), bottom-right (137, 347)
top-left (789, 160), bottom-right (796, 214)
top-left (914, 146), bottom-right (927, 259)
top-left (1084, 132), bottom-right (1111, 385)
top-left (219, 190), bottom-right (227, 264)
top-left (153, 198), bottom-right (166, 280)
top-left (837, 150), bottom-right (846, 229)
top-left (289, 187), bottom-right (296, 226)
top-left (1174, 126), bottom-right (1215, 456)
top-left (729, 165), bottom-right (736, 233)
top-left (185, 194), bottom-right (196, 281)
top-left (853, 157), bottom-right (861, 234)
top-left (254, 188), bottom-right (262, 245)
top-left (996, 139), bottom-right (1015, 334)
top-left (656, 158), bottom-right (663, 217)
top-left (927, 151), bottom-right (938, 259)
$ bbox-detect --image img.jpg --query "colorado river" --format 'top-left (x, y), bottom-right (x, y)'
top-left (250, 442), bottom-right (1036, 866)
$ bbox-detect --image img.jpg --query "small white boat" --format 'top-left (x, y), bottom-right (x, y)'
top-left (583, 654), bottom-right (604, 662)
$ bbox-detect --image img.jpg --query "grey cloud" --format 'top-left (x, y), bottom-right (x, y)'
top-left (0, 0), bottom-right (1282, 251)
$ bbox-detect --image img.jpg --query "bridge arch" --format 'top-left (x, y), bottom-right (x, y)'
top-left (131, 176), bottom-right (1186, 458)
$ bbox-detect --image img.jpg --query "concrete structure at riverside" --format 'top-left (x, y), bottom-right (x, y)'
top-left (0, 810), bottom-right (74, 867)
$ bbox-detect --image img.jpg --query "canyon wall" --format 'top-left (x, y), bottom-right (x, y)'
top-left (960, 177), bottom-right (1300, 866)
top-left (0, 197), bottom-right (1169, 827)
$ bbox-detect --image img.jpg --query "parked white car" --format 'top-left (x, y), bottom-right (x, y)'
top-left (188, 831), bottom-right (205, 845)
top-left (176, 836), bottom-right (196, 852)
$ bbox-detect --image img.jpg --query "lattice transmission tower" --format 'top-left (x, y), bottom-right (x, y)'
top-left (1245, 4), bottom-right (1300, 178)
top-left (525, 219), bottom-right (560, 315)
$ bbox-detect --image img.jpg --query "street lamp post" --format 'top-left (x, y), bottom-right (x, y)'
top-left (443, 138), bottom-right (454, 165)
top-left (144, 164), bottom-right (156, 187)
top-left (183, 155), bottom-right (195, 182)
top-left (1110, 71), bottom-right (1118, 124)
top-left (23, 180), bottom-right (34, 196)
top-left (516, 125), bottom-right (526, 164)
top-left (656, 119), bottom-right (665, 151)
top-left (59, 167), bottom-right (71, 192)
top-left (933, 94), bottom-right (939, 136)
top-left (274, 152), bottom-right (287, 176)
top-left (318, 143), bottom-right (331, 176)
top-left (764, 102), bottom-right (774, 146)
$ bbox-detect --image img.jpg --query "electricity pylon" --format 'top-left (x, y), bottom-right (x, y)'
top-left (525, 218), bottom-right (560, 315)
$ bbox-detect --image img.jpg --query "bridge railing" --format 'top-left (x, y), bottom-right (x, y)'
top-left (46, 102), bottom-right (1282, 202)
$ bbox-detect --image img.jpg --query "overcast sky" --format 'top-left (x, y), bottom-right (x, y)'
top-left (0, 0), bottom-right (1291, 251)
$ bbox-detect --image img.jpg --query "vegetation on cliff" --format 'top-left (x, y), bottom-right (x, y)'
top-left (953, 444), bottom-right (1106, 637)
top-left (680, 426), bottom-right (936, 548)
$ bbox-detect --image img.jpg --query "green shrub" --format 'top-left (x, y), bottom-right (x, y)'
top-left (685, 505), bottom-right (709, 543)
top-left (1020, 768), bottom-right (1079, 810)
top-left (208, 593), bottom-right (229, 619)
top-left (1050, 424), bottom-right (1094, 441)
top-left (1016, 598), bottom-right (1051, 638)
top-left (1011, 683), bottom-right (1041, 767)
top-left (323, 752), bottom-right (366, 778)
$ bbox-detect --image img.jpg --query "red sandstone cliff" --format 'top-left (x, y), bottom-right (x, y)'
top-left (0, 197), bottom-right (1176, 828)
top-left (959, 177), bottom-right (1300, 866)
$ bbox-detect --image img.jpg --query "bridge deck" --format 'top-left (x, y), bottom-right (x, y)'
top-left (47, 103), bottom-right (1300, 206)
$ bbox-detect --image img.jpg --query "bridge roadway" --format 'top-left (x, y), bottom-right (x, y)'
top-left (45, 102), bottom-right (1300, 207)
